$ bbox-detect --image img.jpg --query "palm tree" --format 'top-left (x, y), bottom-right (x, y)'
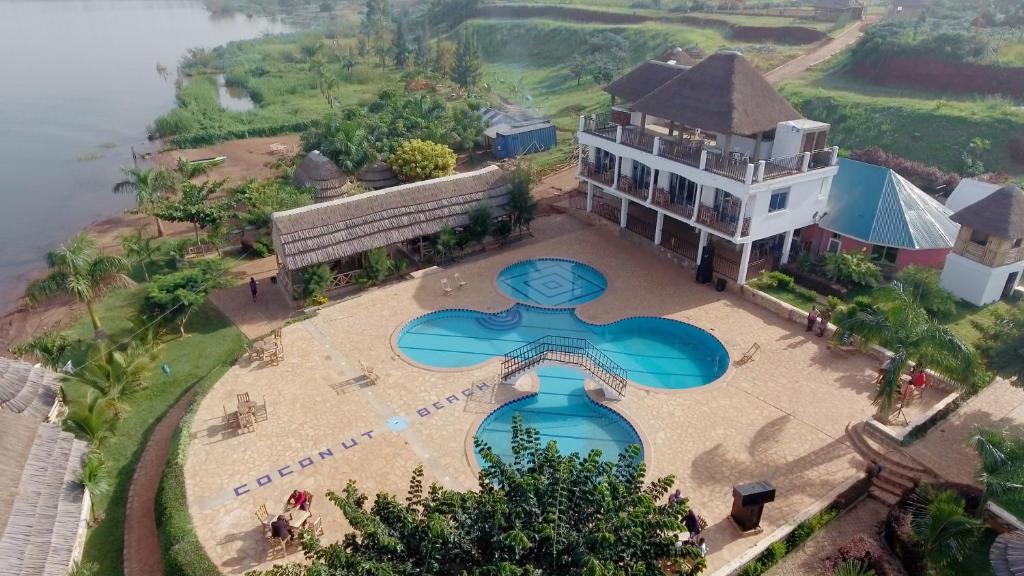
top-left (64, 393), bottom-right (117, 447)
top-left (835, 283), bottom-right (978, 416)
top-left (120, 227), bottom-right (155, 281)
top-left (26, 234), bottom-right (133, 334)
top-left (62, 341), bottom-right (157, 418)
top-left (112, 167), bottom-right (177, 237)
top-left (174, 156), bottom-right (212, 180)
top-left (972, 427), bottom-right (1024, 505)
top-left (907, 486), bottom-right (982, 570)
top-left (79, 451), bottom-right (110, 522)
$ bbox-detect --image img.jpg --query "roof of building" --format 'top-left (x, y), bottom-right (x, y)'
top-left (657, 47), bottom-right (700, 67)
top-left (815, 0), bottom-right (864, 9)
top-left (273, 166), bottom-right (512, 271)
top-left (480, 107), bottom-right (554, 138)
top-left (0, 357), bottom-right (88, 576)
top-left (357, 161), bottom-right (400, 191)
top-left (631, 51), bottom-right (804, 136)
top-left (819, 158), bottom-right (959, 250)
top-left (604, 60), bottom-right (690, 104)
top-left (951, 184), bottom-right (1024, 239)
top-left (293, 151), bottom-right (348, 201)
top-left (945, 179), bottom-right (1002, 213)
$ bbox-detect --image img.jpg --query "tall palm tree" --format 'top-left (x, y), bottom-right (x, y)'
top-left (62, 341), bottom-right (157, 418)
top-left (835, 283), bottom-right (978, 416)
top-left (112, 167), bottom-right (177, 237)
top-left (120, 227), bottom-right (155, 281)
top-left (79, 450), bottom-right (110, 522)
top-left (26, 234), bottom-right (133, 334)
top-left (972, 427), bottom-right (1024, 505)
top-left (64, 393), bottom-right (117, 447)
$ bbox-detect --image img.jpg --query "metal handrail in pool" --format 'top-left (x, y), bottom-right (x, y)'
top-left (500, 335), bottom-right (628, 398)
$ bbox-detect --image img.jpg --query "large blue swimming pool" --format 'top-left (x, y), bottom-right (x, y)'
top-left (496, 258), bottom-right (607, 307)
top-left (474, 365), bottom-right (642, 465)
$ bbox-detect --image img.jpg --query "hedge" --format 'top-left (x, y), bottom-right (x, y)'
top-left (156, 365), bottom-right (234, 576)
top-left (169, 119), bottom-right (313, 149)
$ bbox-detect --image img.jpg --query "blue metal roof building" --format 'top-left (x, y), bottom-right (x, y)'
top-left (818, 158), bottom-right (958, 250)
top-left (480, 107), bottom-right (557, 160)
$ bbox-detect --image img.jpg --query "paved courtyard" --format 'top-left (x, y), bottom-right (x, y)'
top-left (184, 214), bottom-right (945, 574)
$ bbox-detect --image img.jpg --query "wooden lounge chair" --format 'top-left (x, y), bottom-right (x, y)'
top-left (734, 343), bottom-right (760, 366)
top-left (253, 396), bottom-right (268, 422)
top-left (255, 503), bottom-right (271, 528)
top-left (307, 516), bottom-right (324, 537)
top-left (454, 273), bottom-right (468, 289)
top-left (237, 392), bottom-right (251, 405)
top-left (238, 411), bottom-right (256, 433)
top-left (441, 278), bottom-right (454, 296)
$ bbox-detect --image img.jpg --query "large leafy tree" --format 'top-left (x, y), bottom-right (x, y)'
top-left (835, 283), bottom-right (978, 415)
top-left (62, 341), bottom-right (158, 418)
top-left (507, 165), bottom-right (538, 237)
top-left (112, 167), bottom-right (177, 237)
top-left (972, 427), bottom-right (1024, 505)
top-left (451, 29), bottom-right (482, 90)
top-left (153, 179), bottom-right (230, 243)
top-left (301, 114), bottom-right (377, 173)
top-left (143, 259), bottom-right (231, 337)
top-left (973, 305), bottom-right (1024, 383)
top-left (252, 418), bottom-right (704, 575)
top-left (26, 234), bottom-right (133, 333)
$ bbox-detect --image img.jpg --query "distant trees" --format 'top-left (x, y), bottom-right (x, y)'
top-left (153, 180), bottom-right (230, 243)
top-left (361, 0), bottom-right (391, 67)
top-left (392, 18), bottom-right (410, 68)
top-left (389, 139), bottom-right (456, 182)
top-left (301, 114), bottom-right (376, 174)
top-left (570, 31), bottom-right (629, 85)
top-left (452, 29), bottom-right (482, 90)
top-left (433, 39), bottom-right (455, 77)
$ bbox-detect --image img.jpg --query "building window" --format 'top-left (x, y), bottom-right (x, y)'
top-left (631, 161), bottom-right (652, 189)
top-left (827, 232), bottom-right (842, 254)
top-left (768, 188), bottom-right (790, 212)
top-left (669, 173), bottom-right (698, 206)
top-left (595, 148), bottom-right (615, 173)
top-left (969, 229), bottom-right (989, 245)
top-left (871, 245), bottom-right (899, 264)
top-left (1014, 238), bottom-right (1023, 248)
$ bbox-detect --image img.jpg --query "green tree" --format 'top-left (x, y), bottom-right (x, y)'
top-left (414, 25), bottom-right (431, 69)
top-left (972, 427), bottom-right (1024, 505)
top-left (26, 234), bottom-right (132, 333)
top-left (448, 103), bottom-right (484, 152)
top-left (466, 205), bottom-right (492, 251)
top-left (302, 114), bottom-right (377, 174)
top-left (249, 417), bottom-right (704, 575)
top-left (64, 393), bottom-right (117, 447)
top-left (907, 487), bottom-right (982, 570)
top-left (296, 264), bottom-right (333, 301)
top-left (234, 179), bottom-right (315, 229)
top-left (507, 165), bottom-right (537, 237)
top-left (434, 226), bottom-right (458, 265)
top-left (832, 560), bottom-right (876, 576)
top-left (358, 247), bottom-right (401, 286)
top-left (823, 251), bottom-right (882, 288)
top-left (143, 259), bottom-right (231, 337)
top-left (342, 47), bottom-right (357, 73)
top-left (8, 330), bottom-right (72, 371)
top-left (433, 39), bottom-right (455, 76)
top-left (451, 29), bottom-right (482, 90)
top-left (835, 284), bottom-right (978, 416)
top-left (892, 266), bottom-right (957, 321)
top-left (79, 451), bottom-right (111, 522)
top-left (389, 139), bottom-right (456, 182)
top-left (112, 167), bottom-right (177, 237)
top-left (153, 180), bottom-right (230, 243)
top-left (583, 32), bottom-right (629, 85)
top-left (62, 341), bottom-right (158, 418)
top-left (120, 227), bottom-right (155, 281)
top-left (392, 18), bottom-right (410, 68)
top-left (973, 306), bottom-right (1024, 382)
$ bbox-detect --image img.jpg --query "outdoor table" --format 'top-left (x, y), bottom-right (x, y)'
top-left (238, 400), bottom-right (257, 415)
top-left (287, 508), bottom-right (310, 528)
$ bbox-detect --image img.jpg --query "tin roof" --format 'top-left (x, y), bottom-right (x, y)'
top-left (819, 158), bottom-right (959, 250)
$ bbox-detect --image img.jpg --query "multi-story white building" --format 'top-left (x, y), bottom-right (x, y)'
top-left (575, 51), bottom-right (840, 284)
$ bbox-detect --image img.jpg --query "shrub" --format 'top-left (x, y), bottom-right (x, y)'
top-left (822, 535), bottom-right (896, 576)
top-left (295, 264), bottom-right (332, 301)
top-left (388, 139), bottom-right (456, 182)
top-left (893, 266), bottom-right (957, 321)
top-left (1010, 135), bottom-right (1024, 166)
top-left (848, 147), bottom-right (961, 193)
top-left (758, 271), bottom-right (794, 289)
top-left (781, 264), bottom-right (849, 299)
top-left (823, 251), bottom-right (882, 289)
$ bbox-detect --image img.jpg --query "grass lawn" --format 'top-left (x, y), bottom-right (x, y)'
top-left (63, 287), bottom-right (246, 576)
top-left (944, 299), bottom-right (1022, 350)
top-left (756, 283), bottom-right (818, 311)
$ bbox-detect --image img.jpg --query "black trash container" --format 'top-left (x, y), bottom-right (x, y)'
top-left (715, 277), bottom-right (727, 292)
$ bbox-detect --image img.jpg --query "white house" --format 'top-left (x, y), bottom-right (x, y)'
top-left (941, 184), bottom-right (1024, 306)
top-left (576, 51), bottom-right (839, 284)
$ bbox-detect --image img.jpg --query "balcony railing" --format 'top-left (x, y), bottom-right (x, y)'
top-left (625, 214), bottom-right (656, 241)
top-left (651, 188), bottom-right (695, 220)
top-left (617, 176), bottom-right (649, 201)
top-left (657, 138), bottom-right (704, 168)
top-left (697, 203), bottom-right (750, 237)
top-left (762, 153), bottom-right (804, 180)
top-left (580, 161), bottom-right (614, 186)
top-left (704, 150), bottom-right (749, 182)
top-left (810, 149), bottom-right (834, 170)
top-left (958, 241), bottom-right (1024, 267)
top-left (620, 128), bottom-right (655, 153)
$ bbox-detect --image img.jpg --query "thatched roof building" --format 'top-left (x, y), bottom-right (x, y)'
top-left (294, 150), bottom-right (348, 202)
top-left (951, 184), bottom-right (1024, 239)
top-left (632, 51), bottom-right (803, 136)
top-left (605, 60), bottom-right (689, 105)
top-left (658, 47), bottom-right (699, 67)
top-left (0, 357), bottom-right (89, 576)
top-left (358, 161), bottom-right (400, 190)
top-left (272, 165), bottom-right (512, 272)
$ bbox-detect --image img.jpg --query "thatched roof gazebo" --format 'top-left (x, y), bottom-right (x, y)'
top-left (358, 161), bottom-right (400, 191)
top-left (0, 357), bottom-right (89, 576)
top-left (951, 184), bottom-right (1024, 239)
top-left (294, 150), bottom-right (348, 202)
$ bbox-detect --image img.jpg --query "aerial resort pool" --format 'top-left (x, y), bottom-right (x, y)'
top-left (397, 258), bottom-right (728, 460)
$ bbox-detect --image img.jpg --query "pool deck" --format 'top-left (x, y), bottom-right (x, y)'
top-left (184, 214), bottom-right (946, 574)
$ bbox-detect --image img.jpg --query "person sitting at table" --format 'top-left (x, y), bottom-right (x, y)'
top-left (271, 515), bottom-right (293, 541)
top-left (287, 489), bottom-right (309, 511)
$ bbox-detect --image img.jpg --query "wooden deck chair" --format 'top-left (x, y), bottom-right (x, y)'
top-left (239, 411), bottom-right (256, 433)
top-left (441, 278), bottom-right (454, 296)
top-left (255, 503), bottom-right (271, 528)
top-left (359, 361), bottom-right (380, 386)
top-left (454, 273), bottom-right (468, 289)
top-left (246, 343), bottom-right (264, 362)
top-left (237, 392), bottom-right (251, 405)
top-left (735, 343), bottom-right (760, 366)
top-left (309, 515), bottom-right (324, 536)
top-left (254, 396), bottom-right (268, 422)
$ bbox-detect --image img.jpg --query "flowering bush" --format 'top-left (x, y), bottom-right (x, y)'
top-left (389, 139), bottom-right (456, 182)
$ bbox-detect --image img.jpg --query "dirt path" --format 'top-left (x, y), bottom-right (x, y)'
top-left (765, 16), bottom-right (880, 85)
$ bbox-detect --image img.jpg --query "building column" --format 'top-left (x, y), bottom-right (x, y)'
top-left (696, 229), bottom-right (709, 262)
top-left (620, 197), bottom-right (629, 228)
top-left (586, 183), bottom-right (594, 212)
top-left (781, 228), bottom-right (795, 265)
top-left (654, 212), bottom-right (664, 246)
top-left (613, 155), bottom-right (622, 190)
top-left (737, 242), bottom-right (753, 285)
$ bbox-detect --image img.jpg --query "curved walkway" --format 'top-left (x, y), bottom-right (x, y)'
top-left (123, 386), bottom-right (201, 576)
top-left (765, 16), bottom-right (880, 85)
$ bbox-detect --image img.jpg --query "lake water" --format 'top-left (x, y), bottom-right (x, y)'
top-left (0, 0), bottom-right (288, 315)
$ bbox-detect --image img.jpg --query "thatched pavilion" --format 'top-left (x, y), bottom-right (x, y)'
top-left (272, 165), bottom-right (512, 297)
top-left (293, 150), bottom-right (348, 202)
top-left (357, 161), bottom-right (400, 190)
top-left (0, 357), bottom-right (89, 575)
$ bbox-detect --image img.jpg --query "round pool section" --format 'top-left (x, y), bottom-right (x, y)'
top-left (496, 258), bottom-right (608, 307)
top-left (397, 305), bottom-right (729, 389)
top-left (474, 365), bottom-right (642, 465)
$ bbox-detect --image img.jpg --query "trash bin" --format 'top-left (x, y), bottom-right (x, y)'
top-left (715, 277), bottom-right (727, 292)
top-left (731, 481), bottom-right (776, 532)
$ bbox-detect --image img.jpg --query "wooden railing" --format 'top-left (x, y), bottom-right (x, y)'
top-left (652, 189), bottom-right (695, 220)
top-left (327, 270), bottom-right (361, 290)
top-left (593, 200), bottom-right (620, 224)
top-left (657, 138), bottom-right (703, 168)
top-left (620, 128), bottom-right (655, 153)
top-left (501, 335), bottom-right (627, 398)
top-left (662, 231), bottom-right (698, 262)
top-left (697, 204), bottom-right (750, 237)
top-left (958, 241), bottom-right (1024, 267)
top-left (617, 176), bottom-right (648, 200)
top-left (580, 161), bottom-right (614, 186)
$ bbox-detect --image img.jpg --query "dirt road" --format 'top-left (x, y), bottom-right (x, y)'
top-left (765, 16), bottom-right (880, 85)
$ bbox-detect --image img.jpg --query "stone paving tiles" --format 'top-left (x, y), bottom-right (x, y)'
top-left (184, 214), bottom-right (944, 574)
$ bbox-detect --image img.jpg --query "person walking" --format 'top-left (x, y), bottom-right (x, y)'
top-left (806, 305), bottom-right (819, 332)
top-left (249, 277), bottom-right (259, 302)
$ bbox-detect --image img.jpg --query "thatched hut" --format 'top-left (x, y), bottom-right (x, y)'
top-left (293, 150), bottom-right (348, 202)
top-left (272, 165), bottom-right (512, 296)
top-left (358, 161), bottom-right (400, 190)
top-left (0, 357), bottom-right (89, 575)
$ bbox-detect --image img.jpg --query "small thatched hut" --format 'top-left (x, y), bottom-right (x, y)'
top-left (0, 357), bottom-right (89, 575)
top-left (293, 150), bottom-right (348, 202)
top-left (272, 165), bottom-right (512, 296)
top-left (358, 161), bottom-right (400, 190)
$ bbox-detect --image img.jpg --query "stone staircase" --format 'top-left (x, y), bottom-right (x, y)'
top-left (991, 531), bottom-right (1024, 576)
top-left (845, 421), bottom-right (938, 506)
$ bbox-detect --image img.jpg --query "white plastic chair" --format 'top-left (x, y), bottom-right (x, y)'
top-left (454, 273), bottom-right (467, 289)
top-left (441, 278), bottom-right (453, 296)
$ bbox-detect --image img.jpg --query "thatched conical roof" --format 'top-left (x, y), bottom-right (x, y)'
top-left (294, 150), bottom-right (348, 201)
top-left (605, 60), bottom-right (690, 104)
top-left (358, 161), bottom-right (400, 190)
top-left (658, 47), bottom-right (699, 66)
top-left (951, 184), bottom-right (1024, 238)
top-left (632, 51), bottom-right (803, 136)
